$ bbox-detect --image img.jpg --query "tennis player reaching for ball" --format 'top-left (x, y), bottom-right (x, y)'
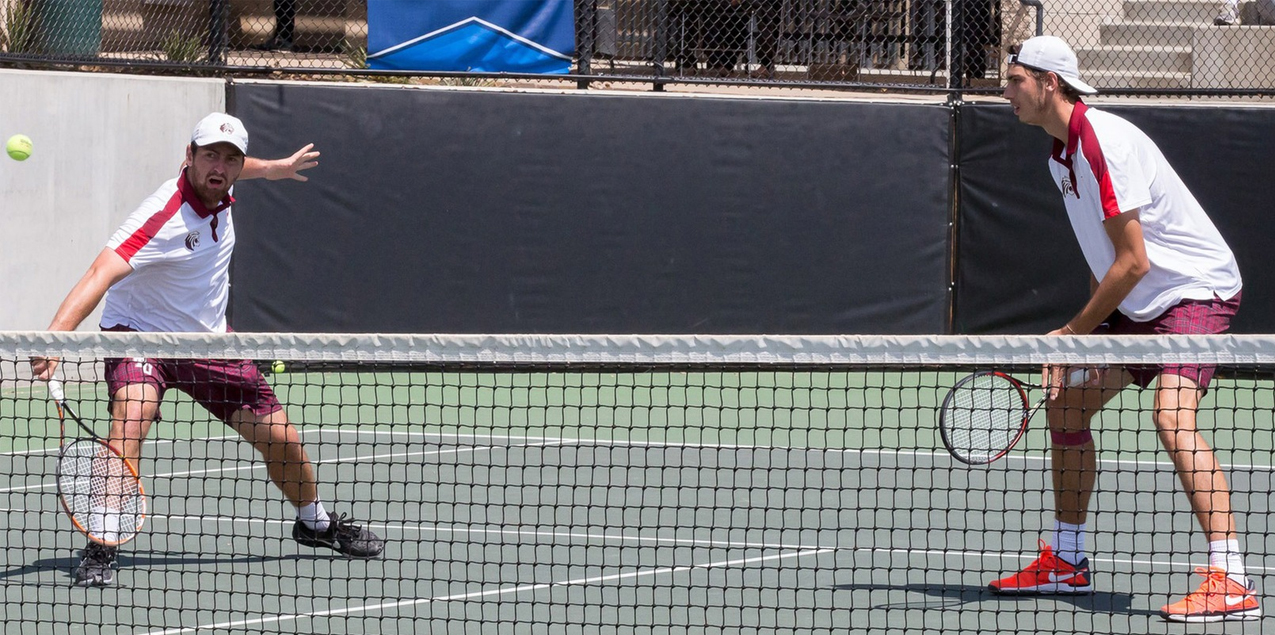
top-left (993, 36), bottom-right (1253, 622)
top-left (30, 113), bottom-right (384, 587)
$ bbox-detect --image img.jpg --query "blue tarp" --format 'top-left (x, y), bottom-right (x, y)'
top-left (368, 0), bottom-right (574, 74)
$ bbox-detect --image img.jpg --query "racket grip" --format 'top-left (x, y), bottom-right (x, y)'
top-left (1066, 368), bottom-right (1098, 387)
top-left (47, 378), bottom-right (65, 403)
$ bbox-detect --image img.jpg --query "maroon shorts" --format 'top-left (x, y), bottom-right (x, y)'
top-left (102, 329), bottom-right (282, 423)
top-left (1101, 292), bottom-right (1241, 391)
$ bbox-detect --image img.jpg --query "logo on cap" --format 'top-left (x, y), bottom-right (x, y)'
top-left (220, 123), bottom-right (235, 134)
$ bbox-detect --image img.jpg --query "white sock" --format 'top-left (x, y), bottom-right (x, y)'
top-left (298, 501), bottom-right (330, 532)
top-left (1054, 520), bottom-right (1086, 566)
top-left (1209, 538), bottom-right (1247, 583)
top-left (88, 505), bottom-right (121, 544)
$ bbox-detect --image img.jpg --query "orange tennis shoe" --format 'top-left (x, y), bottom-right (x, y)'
top-left (1160, 567), bottom-right (1260, 623)
top-left (988, 540), bottom-right (1092, 594)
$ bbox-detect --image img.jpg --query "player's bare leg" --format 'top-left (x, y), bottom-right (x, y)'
top-left (73, 383), bottom-right (162, 587)
top-left (989, 368), bottom-right (1127, 594)
top-left (227, 409), bottom-right (384, 558)
top-left (1153, 374), bottom-right (1235, 540)
top-left (227, 408), bottom-right (318, 506)
top-left (1155, 373), bottom-right (1258, 622)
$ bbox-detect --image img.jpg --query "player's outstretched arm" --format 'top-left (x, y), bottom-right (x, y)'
top-left (241, 143), bottom-right (320, 182)
top-left (33, 248), bottom-right (133, 380)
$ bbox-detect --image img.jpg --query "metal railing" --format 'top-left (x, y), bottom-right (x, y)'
top-left (1, 0), bottom-right (1273, 96)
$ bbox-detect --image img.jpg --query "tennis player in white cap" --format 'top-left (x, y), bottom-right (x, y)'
top-left (989, 36), bottom-right (1254, 623)
top-left (33, 113), bottom-right (385, 587)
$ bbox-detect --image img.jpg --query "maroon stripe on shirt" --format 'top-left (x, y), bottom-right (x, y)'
top-left (1073, 109), bottom-right (1122, 220)
top-left (115, 188), bottom-right (184, 262)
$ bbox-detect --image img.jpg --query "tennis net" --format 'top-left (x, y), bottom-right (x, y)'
top-left (2, 331), bottom-right (1274, 634)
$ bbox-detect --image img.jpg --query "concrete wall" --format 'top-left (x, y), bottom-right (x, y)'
top-left (0, 69), bottom-right (224, 330)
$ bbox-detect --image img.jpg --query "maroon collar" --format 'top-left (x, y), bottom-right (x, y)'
top-left (1051, 99), bottom-right (1088, 166)
top-left (178, 168), bottom-right (234, 218)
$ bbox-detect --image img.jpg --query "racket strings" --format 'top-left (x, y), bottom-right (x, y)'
top-left (945, 374), bottom-right (1027, 462)
top-left (58, 441), bottom-right (145, 542)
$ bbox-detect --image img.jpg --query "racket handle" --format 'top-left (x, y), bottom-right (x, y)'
top-left (47, 378), bottom-right (66, 403)
top-left (1065, 367), bottom-right (1099, 387)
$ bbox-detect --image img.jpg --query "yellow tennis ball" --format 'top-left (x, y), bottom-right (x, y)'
top-left (271, 360), bottom-right (287, 374)
top-left (6, 134), bottom-right (32, 161)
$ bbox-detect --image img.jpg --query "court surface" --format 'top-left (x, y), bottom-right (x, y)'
top-left (1, 370), bottom-right (1273, 634)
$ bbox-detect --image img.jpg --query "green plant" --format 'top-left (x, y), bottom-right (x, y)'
top-left (343, 40), bottom-right (366, 69)
top-left (159, 30), bottom-right (203, 64)
top-left (1, 0), bottom-right (38, 54)
top-left (439, 74), bottom-right (498, 88)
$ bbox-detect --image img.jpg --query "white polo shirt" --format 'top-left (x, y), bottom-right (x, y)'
top-left (1047, 102), bottom-right (1241, 321)
top-left (100, 171), bottom-right (236, 333)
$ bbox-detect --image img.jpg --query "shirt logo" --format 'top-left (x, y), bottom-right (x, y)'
top-left (184, 231), bottom-right (201, 251)
top-left (1061, 176), bottom-right (1077, 198)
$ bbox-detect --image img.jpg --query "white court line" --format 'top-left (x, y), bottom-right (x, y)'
top-left (0, 434), bottom-right (591, 494)
top-left (0, 433), bottom-right (245, 458)
top-left (852, 546), bottom-right (1275, 574)
top-left (0, 507), bottom-right (1261, 577)
top-left (134, 515), bottom-right (822, 551)
top-left (0, 511), bottom-right (823, 551)
top-left (307, 427), bottom-right (1275, 473)
top-left (956, 448), bottom-right (1275, 473)
top-left (5, 428), bottom-right (1271, 495)
top-left (0, 424), bottom-right (580, 458)
top-left (138, 547), bottom-right (834, 635)
top-left (6, 424), bottom-right (1273, 472)
top-left (0, 444), bottom-right (499, 494)
top-left (117, 512), bottom-right (1275, 574)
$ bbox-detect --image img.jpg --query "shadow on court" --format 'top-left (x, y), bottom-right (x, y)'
top-left (0, 551), bottom-right (330, 583)
top-left (832, 582), bottom-right (1154, 617)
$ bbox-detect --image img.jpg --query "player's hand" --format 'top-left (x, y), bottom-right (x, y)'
top-left (267, 143), bottom-right (320, 181)
top-left (1040, 364), bottom-right (1065, 400)
top-left (1043, 324), bottom-right (1083, 398)
top-left (30, 356), bottom-right (60, 381)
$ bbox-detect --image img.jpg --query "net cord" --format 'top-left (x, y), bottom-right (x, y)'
top-left (5, 331), bottom-right (1275, 365)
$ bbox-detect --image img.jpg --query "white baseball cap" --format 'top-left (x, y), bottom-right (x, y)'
top-left (1008, 35), bottom-right (1098, 95)
top-left (191, 112), bottom-right (249, 154)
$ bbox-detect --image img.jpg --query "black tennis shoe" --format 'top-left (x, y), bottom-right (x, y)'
top-left (293, 514), bottom-right (384, 559)
top-left (74, 542), bottom-right (118, 587)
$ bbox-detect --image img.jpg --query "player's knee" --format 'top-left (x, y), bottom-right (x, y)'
top-left (1151, 407), bottom-right (1195, 432)
top-left (254, 421), bottom-right (303, 449)
top-left (111, 405), bottom-right (155, 434)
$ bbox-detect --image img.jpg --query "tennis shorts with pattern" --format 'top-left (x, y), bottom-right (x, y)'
top-left (1100, 292), bottom-right (1241, 391)
top-left (102, 327), bottom-right (282, 422)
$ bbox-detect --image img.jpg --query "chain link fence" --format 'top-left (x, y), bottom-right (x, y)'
top-left (0, 0), bottom-right (1272, 95)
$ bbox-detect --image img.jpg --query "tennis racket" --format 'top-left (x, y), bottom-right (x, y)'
top-left (938, 368), bottom-right (1093, 465)
top-left (49, 378), bottom-right (147, 546)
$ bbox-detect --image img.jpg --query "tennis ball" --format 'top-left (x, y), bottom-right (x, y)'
top-left (6, 134), bottom-right (32, 161)
top-left (271, 360), bottom-right (287, 374)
